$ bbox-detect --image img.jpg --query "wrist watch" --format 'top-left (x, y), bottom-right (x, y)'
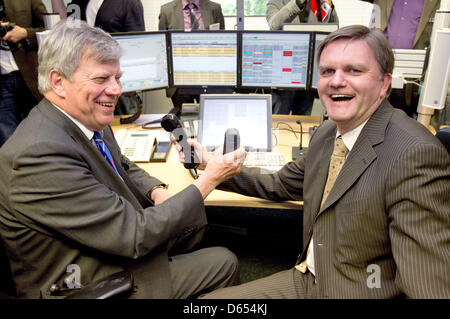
top-left (147, 184), bottom-right (169, 199)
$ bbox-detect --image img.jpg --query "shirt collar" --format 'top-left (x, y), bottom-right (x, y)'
top-left (51, 103), bottom-right (96, 140)
top-left (183, 0), bottom-right (199, 9)
top-left (336, 119), bottom-right (368, 153)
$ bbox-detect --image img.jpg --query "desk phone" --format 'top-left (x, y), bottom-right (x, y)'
top-left (114, 130), bottom-right (155, 162)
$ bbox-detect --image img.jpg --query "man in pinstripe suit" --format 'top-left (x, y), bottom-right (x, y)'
top-left (181, 25), bottom-right (450, 298)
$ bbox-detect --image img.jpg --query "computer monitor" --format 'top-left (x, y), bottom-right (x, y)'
top-left (112, 32), bottom-right (169, 93)
top-left (240, 31), bottom-right (312, 89)
top-left (169, 31), bottom-right (238, 88)
top-left (197, 94), bottom-right (273, 152)
top-left (311, 32), bottom-right (329, 90)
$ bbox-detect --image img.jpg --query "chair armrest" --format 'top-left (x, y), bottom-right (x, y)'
top-left (65, 270), bottom-right (134, 299)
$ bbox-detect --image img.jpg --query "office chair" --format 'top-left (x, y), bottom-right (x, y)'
top-left (435, 126), bottom-right (450, 154)
top-left (0, 238), bottom-right (134, 299)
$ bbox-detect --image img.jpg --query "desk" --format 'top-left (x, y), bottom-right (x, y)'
top-left (112, 114), bottom-right (321, 211)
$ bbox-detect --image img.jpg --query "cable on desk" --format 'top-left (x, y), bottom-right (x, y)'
top-left (189, 168), bottom-right (199, 179)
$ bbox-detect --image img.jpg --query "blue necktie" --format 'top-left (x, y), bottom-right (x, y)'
top-left (93, 131), bottom-right (119, 175)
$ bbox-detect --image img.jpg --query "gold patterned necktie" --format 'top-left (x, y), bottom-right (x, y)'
top-left (321, 136), bottom-right (349, 207)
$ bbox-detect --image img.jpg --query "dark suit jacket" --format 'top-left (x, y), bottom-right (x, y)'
top-left (3, 0), bottom-right (46, 101)
top-left (374, 0), bottom-right (439, 49)
top-left (0, 99), bottom-right (207, 298)
top-left (219, 100), bottom-right (450, 298)
top-left (158, 0), bottom-right (225, 31)
top-left (67, 0), bottom-right (145, 32)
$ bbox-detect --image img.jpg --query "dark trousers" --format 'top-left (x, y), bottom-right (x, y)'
top-left (200, 268), bottom-right (317, 299)
top-left (0, 71), bottom-right (37, 147)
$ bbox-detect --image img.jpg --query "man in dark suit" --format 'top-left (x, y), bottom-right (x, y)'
top-left (55, 0), bottom-right (145, 33)
top-left (0, 20), bottom-right (246, 298)
top-left (181, 25), bottom-right (450, 298)
top-left (0, 0), bottom-right (46, 147)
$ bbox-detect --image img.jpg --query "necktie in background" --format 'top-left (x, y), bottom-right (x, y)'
top-left (311, 0), bottom-right (332, 22)
top-left (93, 131), bottom-right (119, 175)
top-left (189, 3), bottom-right (199, 30)
top-left (296, 136), bottom-right (349, 274)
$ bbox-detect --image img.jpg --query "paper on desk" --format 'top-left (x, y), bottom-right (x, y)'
top-left (332, 0), bottom-right (380, 29)
top-left (132, 113), bottom-right (166, 125)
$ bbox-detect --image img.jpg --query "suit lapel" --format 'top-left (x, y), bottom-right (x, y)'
top-left (37, 99), bottom-right (125, 184)
top-left (200, 0), bottom-right (211, 28)
top-left (316, 100), bottom-right (393, 218)
top-left (414, 0), bottom-right (438, 47)
top-left (175, 0), bottom-right (185, 30)
top-left (311, 133), bottom-right (335, 216)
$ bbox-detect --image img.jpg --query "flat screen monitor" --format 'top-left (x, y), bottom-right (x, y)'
top-left (240, 31), bottom-right (311, 89)
top-left (197, 94), bottom-right (272, 152)
top-left (311, 33), bottom-right (329, 89)
top-left (112, 32), bottom-right (169, 93)
top-left (169, 31), bottom-right (238, 87)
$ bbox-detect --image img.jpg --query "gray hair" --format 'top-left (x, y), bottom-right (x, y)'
top-left (38, 19), bottom-right (122, 94)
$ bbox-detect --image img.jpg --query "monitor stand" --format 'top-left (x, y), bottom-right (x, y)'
top-left (119, 92), bottom-right (143, 124)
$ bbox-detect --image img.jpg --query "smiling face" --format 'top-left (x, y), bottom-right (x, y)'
top-left (317, 39), bottom-right (391, 134)
top-left (61, 53), bottom-right (123, 131)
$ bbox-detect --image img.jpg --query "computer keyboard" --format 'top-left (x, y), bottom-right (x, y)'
top-left (244, 151), bottom-right (285, 173)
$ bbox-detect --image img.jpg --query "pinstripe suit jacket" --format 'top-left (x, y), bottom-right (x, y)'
top-left (0, 99), bottom-right (207, 298)
top-left (219, 100), bottom-right (450, 298)
top-left (158, 0), bottom-right (225, 31)
top-left (374, 0), bottom-right (439, 49)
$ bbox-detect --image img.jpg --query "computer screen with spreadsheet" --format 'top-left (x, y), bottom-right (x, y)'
top-left (240, 31), bottom-right (312, 89)
top-left (112, 32), bottom-right (169, 93)
top-left (169, 31), bottom-right (238, 87)
top-left (197, 94), bottom-right (272, 152)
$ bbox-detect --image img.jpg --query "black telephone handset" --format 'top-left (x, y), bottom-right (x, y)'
top-left (161, 113), bottom-right (199, 169)
top-left (223, 128), bottom-right (240, 154)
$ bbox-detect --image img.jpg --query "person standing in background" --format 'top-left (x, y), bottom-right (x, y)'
top-left (374, 0), bottom-right (440, 118)
top-left (158, 0), bottom-right (225, 31)
top-left (52, 0), bottom-right (145, 32)
top-left (0, 0), bottom-right (46, 147)
top-left (374, 0), bottom-right (439, 50)
top-left (158, 0), bottom-right (225, 115)
top-left (266, 0), bottom-right (338, 115)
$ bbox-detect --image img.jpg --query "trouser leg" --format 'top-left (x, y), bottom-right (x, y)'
top-left (169, 246), bottom-right (239, 299)
top-left (200, 267), bottom-right (318, 299)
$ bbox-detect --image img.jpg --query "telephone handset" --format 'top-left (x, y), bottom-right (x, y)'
top-left (161, 113), bottom-right (199, 169)
top-left (223, 128), bottom-right (240, 154)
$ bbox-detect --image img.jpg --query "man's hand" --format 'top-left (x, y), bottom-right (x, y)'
top-left (194, 146), bottom-right (246, 199)
top-left (0, 23), bottom-right (27, 43)
top-left (174, 138), bottom-right (210, 170)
